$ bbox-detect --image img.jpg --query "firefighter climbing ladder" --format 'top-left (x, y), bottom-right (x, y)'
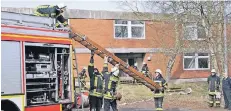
top-left (69, 30), bottom-right (161, 90)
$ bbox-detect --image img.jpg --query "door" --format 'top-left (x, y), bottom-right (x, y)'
top-left (1, 41), bottom-right (22, 94)
top-left (128, 58), bottom-right (135, 66)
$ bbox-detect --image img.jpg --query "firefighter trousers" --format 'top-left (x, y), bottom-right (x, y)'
top-left (89, 95), bottom-right (102, 111)
top-left (223, 89), bottom-right (231, 110)
top-left (34, 11), bottom-right (68, 28)
top-left (154, 97), bottom-right (164, 111)
top-left (55, 14), bottom-right (68, 27)
top-left (208, 94), bottom-right (220, 107)
top-left (104, 99), bottom-right (118, 111)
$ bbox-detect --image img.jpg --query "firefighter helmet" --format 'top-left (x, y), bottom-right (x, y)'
top-left (211, 69), bottom-right (216, 73)
top-left (57, 3), bottom-right (66, 9)
top-left (155, 69), bottom-right (162, 74)
top-left (83, 66), bottom-right (87, 70)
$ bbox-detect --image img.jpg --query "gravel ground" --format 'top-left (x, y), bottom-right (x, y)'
top-left (118, 99), bottom-right (227, 111)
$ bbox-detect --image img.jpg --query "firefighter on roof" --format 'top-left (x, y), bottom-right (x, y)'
top-left (103, 56), bottom-right (121, 111)
top-left (207, 69), bottom-right (221, 107)
top-left (152, 69), bottom-right (167, 111)
top-left (34, 3), bottom-right (68, 28)
top-left (88, 51), bottom-right (103, 111)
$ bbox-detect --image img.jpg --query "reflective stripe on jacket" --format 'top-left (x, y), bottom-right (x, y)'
top-left (207, 74), bottom-right (220, 92)
top-left (103, 63), bottom-right (120, 99)
top-left (88, 57), bottom-right (103, 97)
top-left (153, 76), bottom-right (167, 98)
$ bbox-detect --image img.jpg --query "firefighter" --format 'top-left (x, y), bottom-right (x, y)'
top-left (88, 51), bottom-right (103, 111)
top-left (152, 69), bottom-right (167, 111)
top-left (79, 66), bottom-right (87, 90)
top-left (103, 56), bottom-right (121, 111)
top-left (222, 73), bottom-right (231, 110)
top-left (34, 3), bottom-right (68, 28)
top-left (207, 69), bottom-right (220, 107)
top-left (141, 62), bottom-right (150, 78)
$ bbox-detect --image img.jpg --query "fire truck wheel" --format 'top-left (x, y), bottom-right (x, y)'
top-left (1, 100), bottom-right (20, 111)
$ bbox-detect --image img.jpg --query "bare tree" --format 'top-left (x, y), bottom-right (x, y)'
top-left (119, 1), bottom-right (231, 80)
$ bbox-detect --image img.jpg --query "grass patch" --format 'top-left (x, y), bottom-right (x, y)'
top-left (118, 82), bottom-right (209, 105)
top-left (118, 84), bottom-right (153, 104)
top-left (168, 82), bottom-right (208, 96)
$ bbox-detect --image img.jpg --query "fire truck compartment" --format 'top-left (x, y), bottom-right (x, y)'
top-left (25, 42), bottom-right (71, 106)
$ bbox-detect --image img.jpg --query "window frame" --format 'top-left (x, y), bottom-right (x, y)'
top-left (183, 23), bottom-right (206, 41)
top-left (114, 20), bottom-right (146, 39)
top-left (183, 53), bottom-right (210, 70)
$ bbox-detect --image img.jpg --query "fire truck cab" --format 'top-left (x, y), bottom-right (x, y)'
top-left (1, 11), bottom-right (74, 111)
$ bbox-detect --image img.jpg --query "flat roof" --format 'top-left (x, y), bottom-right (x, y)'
top-left (1, 7), bottom-right (170, 21)
top-left (2, 7), bottom-right (230, 22)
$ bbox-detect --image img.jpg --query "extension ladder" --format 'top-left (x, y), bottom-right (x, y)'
top-left (69, 30), bottom-right (160, 90)
top-left (72, 45), bottom-right (84, 110)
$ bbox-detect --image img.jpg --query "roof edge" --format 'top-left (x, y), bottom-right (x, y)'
top-left (1, 7), bottom-right (170, 21)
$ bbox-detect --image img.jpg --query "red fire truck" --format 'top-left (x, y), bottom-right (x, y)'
top-left (1, 11), bottom-right (75, 111)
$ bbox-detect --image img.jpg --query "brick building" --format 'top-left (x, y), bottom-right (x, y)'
top-left (2, 7), bottom-right (231, 81)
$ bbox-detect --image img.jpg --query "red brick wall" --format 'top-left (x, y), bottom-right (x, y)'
top-left (70, 19), bottom-right (175, 48)
top-left (70, 18), bottom-right (231, 79)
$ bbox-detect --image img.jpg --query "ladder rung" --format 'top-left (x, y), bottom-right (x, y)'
top-left (81, 36), bottom-right (86, 41)
top-left (92, 47), bottom-right (98, 50)
top-left (136, 78), bottom-right (143, 81)
top-left (85, 43), bottom-right (91, 46)
top-left (98, 51), bottom-right (103, 54)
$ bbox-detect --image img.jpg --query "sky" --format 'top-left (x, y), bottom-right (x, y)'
top-left (1, 0), bottom-right (231, 14)
top-left (1, 0), bottom-right (125, 11)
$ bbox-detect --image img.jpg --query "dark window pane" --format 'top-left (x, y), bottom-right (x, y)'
top-left (198, 58), bottom-right (209, 68)
top-left (184, 25), bottom-right (197, 40)
top-left (115, 20), bottom-right (128, 24)
top-left (184, 58), bottom-right (196, 69)
top-left (184, 53), bottom-right (195, 56)
top-left (131, 26), bottom-right (144, 38)
top-left (115, 26), bottom-right (128, 38)
top-left (131, 21), bottom-right (144, 24)
top-left (197, 26), bottom-right (206, 39)
top-left (198, 53), bottom-right (208, 56)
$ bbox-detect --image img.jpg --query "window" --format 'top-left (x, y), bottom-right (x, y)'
top-left (183, 53), bottom-right (210, 70)
top-left (184, 23), bottom-right (206, 40)
top-left (114, 20), bottom-right (145, 39)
